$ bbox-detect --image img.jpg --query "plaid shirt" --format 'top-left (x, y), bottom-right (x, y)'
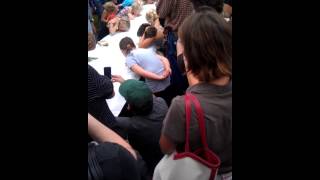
top-left (156, 0), bottom-right (193, 31)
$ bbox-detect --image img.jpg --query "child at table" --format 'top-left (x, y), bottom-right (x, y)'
top-left (117, 0), bottom-right (134, 10)
top-left (145, 9), bottom-right (163, 30)
top-left (118, 2), bottom-right (142, 20)
top-left (101, 1), bottom-right (118, 24)
top-left (141, 0), bottom-right (155, 5)
top-left (108, 15), bottom-right (131, 35)
top-left (138, 24), bottom-right (164, 54)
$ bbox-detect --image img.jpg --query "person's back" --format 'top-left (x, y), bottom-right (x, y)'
top-left (89, 142), bottom-right (141, 180)
top-left (163, 82), bottom-right (232, 173)
top-left (118, 96), bottom-right (167, 175)
top-left (116, 80), bottom-right (168, 177)
top-left (127, 48), bottom-right (170, 92)
top-left (88, 114), bottom-right (147, 180)
top-left (159, 8), bottom-right (232, 178)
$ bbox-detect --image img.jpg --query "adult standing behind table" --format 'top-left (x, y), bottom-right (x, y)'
top-left (156, 0), bottom-right (193, 102)
top-left (156, 0), bottom-right (193, 32)
top-left (158, 9), bottom-right (232, 179)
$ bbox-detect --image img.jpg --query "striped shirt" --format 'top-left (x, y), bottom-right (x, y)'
top-left (88, 65), bottom-right (116, 128)
top-left (156, 0), bottom-right (193, 31)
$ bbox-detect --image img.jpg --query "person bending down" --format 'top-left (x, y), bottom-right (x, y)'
top-left (108, 15), bottom-right (130, 35)
top-left (114, 37), bottom-right (173, 105)
top-left (118, 1), bottom-right (142, 20)
top-left (88, 113), bottom-right (147, 180)
top-left (109, 79), bottom-right (167, 178)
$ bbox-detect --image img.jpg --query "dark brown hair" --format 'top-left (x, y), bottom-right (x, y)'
top-left (144, 26), bottom-right (157, 39)
top-left (119, 37), bottom-right (136, 54)
top-left (178, 7), bottom-right (232, 82)
top-left (137, 23), bottom-right (151, 37)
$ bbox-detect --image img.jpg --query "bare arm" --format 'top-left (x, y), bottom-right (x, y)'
top-left (101, 10), bottom-right (108, 23)
top-left (176, 38), bottom-right (184, 56)
top-left (127, 8), bottom-right (135, 20)
top-left (128, 13), bottom-right (135, 20)
top-left (156, 54), bottom-right (171, 78)
top-left (88, 113), bottom-right (137, 159)
top-left (111, 74), bottom-right (125, 83)
top-left (88, 32), bottom-right (96, 51)
top-left (108, 17), bottom-right (119, 35)
top-left (155, 27), bottom-right (164, 40)
top-left (130, 64), bottom-right (165, 80)
top-left (223, 3), bottom-right (232, 18)
top-left (159, 134), bottom-right (176, 154)
top-left (138, 36), bottom-right (155, 48)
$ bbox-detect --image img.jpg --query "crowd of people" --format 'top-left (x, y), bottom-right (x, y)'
top-left (88, 0), bottom-right (232, 179)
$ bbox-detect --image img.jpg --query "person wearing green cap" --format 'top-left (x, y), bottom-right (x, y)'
top-left (113, 77), bottom-right (168, 179)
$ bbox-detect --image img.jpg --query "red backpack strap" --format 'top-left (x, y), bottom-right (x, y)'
top-left (186, 93), bottom-right (210, 149)
top-left (184, 93), bottom-right (192, 152)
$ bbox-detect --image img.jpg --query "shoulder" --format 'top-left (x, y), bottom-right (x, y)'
top-left (153, 96), bottom-right (169, 110)
top-left (170, 95), bottom-right (185, 110)
top-left (126, 52), bottom-right (136, 61)
top-left (164, 95), bottom-right (185, 120)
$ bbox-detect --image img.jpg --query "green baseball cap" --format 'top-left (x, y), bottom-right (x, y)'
top-left (119, 79), bottom-right (153, 108)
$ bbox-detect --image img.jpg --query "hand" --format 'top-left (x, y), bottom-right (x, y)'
top-left (111, 75), bottom-right (125, 83)
top-left (162, 68), bottom-right (171, 79)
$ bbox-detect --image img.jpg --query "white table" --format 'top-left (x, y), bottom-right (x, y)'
top-left (88, 3), bottom-right (156, 116)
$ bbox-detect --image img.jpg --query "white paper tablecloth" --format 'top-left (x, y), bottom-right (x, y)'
top-left (88, 3), bottom-right (156, 116)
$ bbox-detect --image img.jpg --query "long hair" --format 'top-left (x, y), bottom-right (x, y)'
top-left (178, 7), bottom-right (232, 82)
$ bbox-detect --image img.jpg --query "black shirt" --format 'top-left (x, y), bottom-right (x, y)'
top-left (88, 65), bottom-right (116, 128)
top-left (116, 97), bottom-right (168, 175)
top-left (90, 142), bottom-right (140, 180)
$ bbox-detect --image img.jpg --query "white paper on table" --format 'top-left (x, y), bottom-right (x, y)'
top-left (88, 3), bottom-right (156, 116)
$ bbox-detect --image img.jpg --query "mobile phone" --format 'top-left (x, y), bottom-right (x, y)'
top-left (104, 67), bottom-right (112, 79)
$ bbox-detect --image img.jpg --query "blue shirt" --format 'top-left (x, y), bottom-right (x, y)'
top-left (121, 0), bottom-right (134, 8)
top-left (126, 48), bottom-right (170, 93)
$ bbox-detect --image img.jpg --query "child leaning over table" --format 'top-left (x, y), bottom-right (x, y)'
top-left (101, 1), bottom-right (118, 25)
top-left (138, 25), bottom-right (164, 54)
top-left (108, 15), bottom-right (130, 35)
top-left (118, 1), bottom-right (142, 20)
